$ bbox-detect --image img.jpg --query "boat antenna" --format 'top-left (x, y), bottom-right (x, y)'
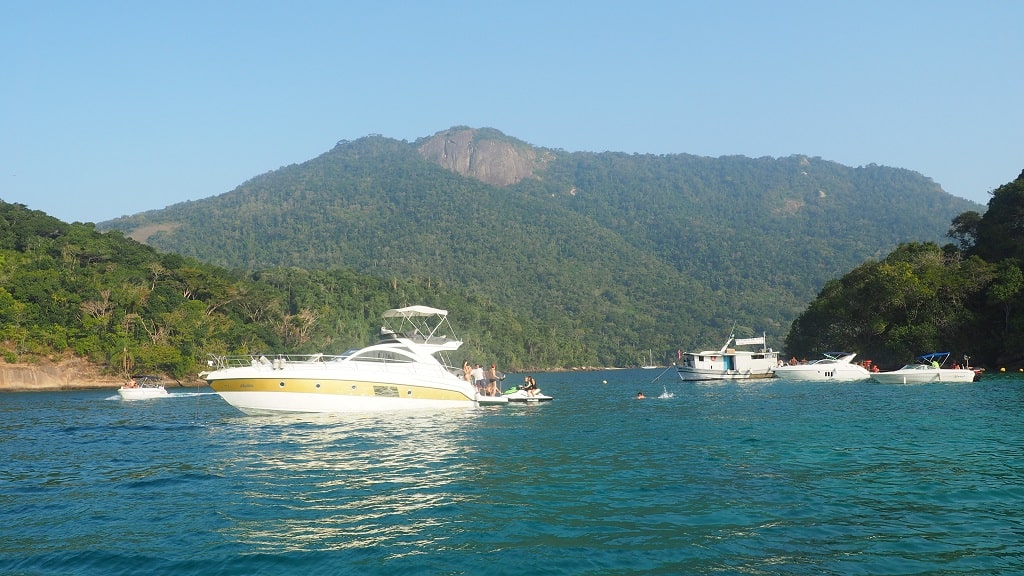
top-left (719, 322), bottom-right (737, 354)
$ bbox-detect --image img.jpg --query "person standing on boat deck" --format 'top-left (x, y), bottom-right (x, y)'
top-left (486, 363), bottom-right (500, 396)
top-left (463, 360), bottom-right (472, 383)
top-left (471, 364), bottom-right (486, 393)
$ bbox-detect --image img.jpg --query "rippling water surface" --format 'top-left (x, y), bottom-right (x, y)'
top-left (2, 371), bottom-right (1023, 575)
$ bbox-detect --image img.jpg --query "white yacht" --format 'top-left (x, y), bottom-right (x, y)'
top-left (774, 352), bottom-right (871, 382)
top-left (202, 306), bottom-right (485, 414)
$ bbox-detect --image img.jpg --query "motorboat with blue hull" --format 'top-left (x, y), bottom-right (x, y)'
top-left (676, 333), bottom-right (778, 381)
top-left (202, 306), bottom-right (495, 414)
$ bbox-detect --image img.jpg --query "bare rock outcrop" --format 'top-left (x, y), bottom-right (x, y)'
top-left (417, 127), bottom-right (552, 187)
top-left (0, 357), bottom-right (123, 391)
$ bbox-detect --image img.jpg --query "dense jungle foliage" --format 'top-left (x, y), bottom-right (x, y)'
top-left (102, 130), bottom-right (979, 366)
top-left (0, 202), bottom-right (546, 378)
top-left (785, 170), bottom-right (1024, 369)
top-left (3, 168), bottom-right (1019, 376)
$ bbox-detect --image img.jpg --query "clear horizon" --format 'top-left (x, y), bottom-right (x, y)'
top-left (3, 0), bottom-right (1020, 223)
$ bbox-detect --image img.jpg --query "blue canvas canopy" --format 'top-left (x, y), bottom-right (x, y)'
top-left (916, 352), bottom-right (951, 364)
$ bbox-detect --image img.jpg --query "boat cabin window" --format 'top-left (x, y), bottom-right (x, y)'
top-left (352, 350), bottom-right (413, 363)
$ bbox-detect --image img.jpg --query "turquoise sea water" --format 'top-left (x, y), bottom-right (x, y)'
top-left (2, 370), bottom-right (1023, 575)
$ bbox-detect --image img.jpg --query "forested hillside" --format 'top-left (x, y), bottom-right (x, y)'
top-left (0, 202), bottom-right (537, 378)
top-left (785, 170), bottom-right (1024, 369)
top-left (102, 127), bottom-right (980, 366)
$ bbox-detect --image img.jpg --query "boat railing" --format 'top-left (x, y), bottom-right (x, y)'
top-left (206, 353), bottom-right (351, 369)
top-left (206, 353), bottom-right (461, 380)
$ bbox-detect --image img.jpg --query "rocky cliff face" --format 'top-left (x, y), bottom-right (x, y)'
top-left (417, 127), bottom-right (552, 186)
top-left (0, 358), bottom-right (129, 391)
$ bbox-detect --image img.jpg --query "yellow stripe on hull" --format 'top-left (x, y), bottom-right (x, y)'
top-left (210, 377), bottom-right (474, 402)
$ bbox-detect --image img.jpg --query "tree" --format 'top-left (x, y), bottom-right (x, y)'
top-left (971, 169), bottom-right (1024, 263)
top-left (784, 242), bottom-right (990, 367)
top-left (948, 210), bottom-right (981, 251)
top-left (987, 260), bottom-right (1024, 335)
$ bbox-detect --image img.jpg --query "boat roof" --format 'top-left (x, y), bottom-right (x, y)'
top-left (917, 352), bottom-right (950, 361)
top-left (379, 305), bottom-right (461, 359)
top-left (382, 305), bottom-right (448, 318)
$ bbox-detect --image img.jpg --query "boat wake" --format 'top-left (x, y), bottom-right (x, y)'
top-left (106, 391), bottom-right (218, 401)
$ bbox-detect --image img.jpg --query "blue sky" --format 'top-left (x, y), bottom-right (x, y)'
top-left (3, 1), bottom-right (1021, 224)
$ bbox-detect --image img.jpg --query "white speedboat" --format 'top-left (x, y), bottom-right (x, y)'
top-left (117, 375), bottom-right (169, 400)
top-left (676, 333), bottom-right (778, 381)
top-left (870, 352), bottom-right (980, 384)
top-left (202, 306), bottom-right (492, 414)
top-left (774, 352), bottom-right (871, 382)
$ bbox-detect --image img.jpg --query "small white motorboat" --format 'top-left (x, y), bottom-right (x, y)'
top-left (870, 352), bottom-right (981, 384)
top-left (117, 375), bottom-right (169, 400)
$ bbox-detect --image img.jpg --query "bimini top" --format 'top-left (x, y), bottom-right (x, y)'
top-left (917, 352), bottom-right (951, 364)
top-left (382, 305), bottom-right (448, 318)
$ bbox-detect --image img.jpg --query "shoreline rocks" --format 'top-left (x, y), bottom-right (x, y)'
top-left (0, 358), bottom-right (194, 392)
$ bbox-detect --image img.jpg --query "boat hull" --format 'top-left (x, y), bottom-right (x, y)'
top-left (215, 390), bottom-right (475, 414)
top-left (209, 374), bottom-right (477, 414)
top-left (773, 366), bottom-right (870, 382)
top-left (476, 395), bottom-right (510, 405)
top-left (676, 367), bottom-right (776, 381)
top-left (117, 387), bottom-right (168, 400)
top-left (870, 369), bottom-right (977, 384)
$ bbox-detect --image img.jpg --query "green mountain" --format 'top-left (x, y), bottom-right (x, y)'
top-left (101, 127), bottom-right (981, 366)
top-left (785, 170), bottom-right (1024, 369)
top-left (0, 201), bottom-right (530, 378)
